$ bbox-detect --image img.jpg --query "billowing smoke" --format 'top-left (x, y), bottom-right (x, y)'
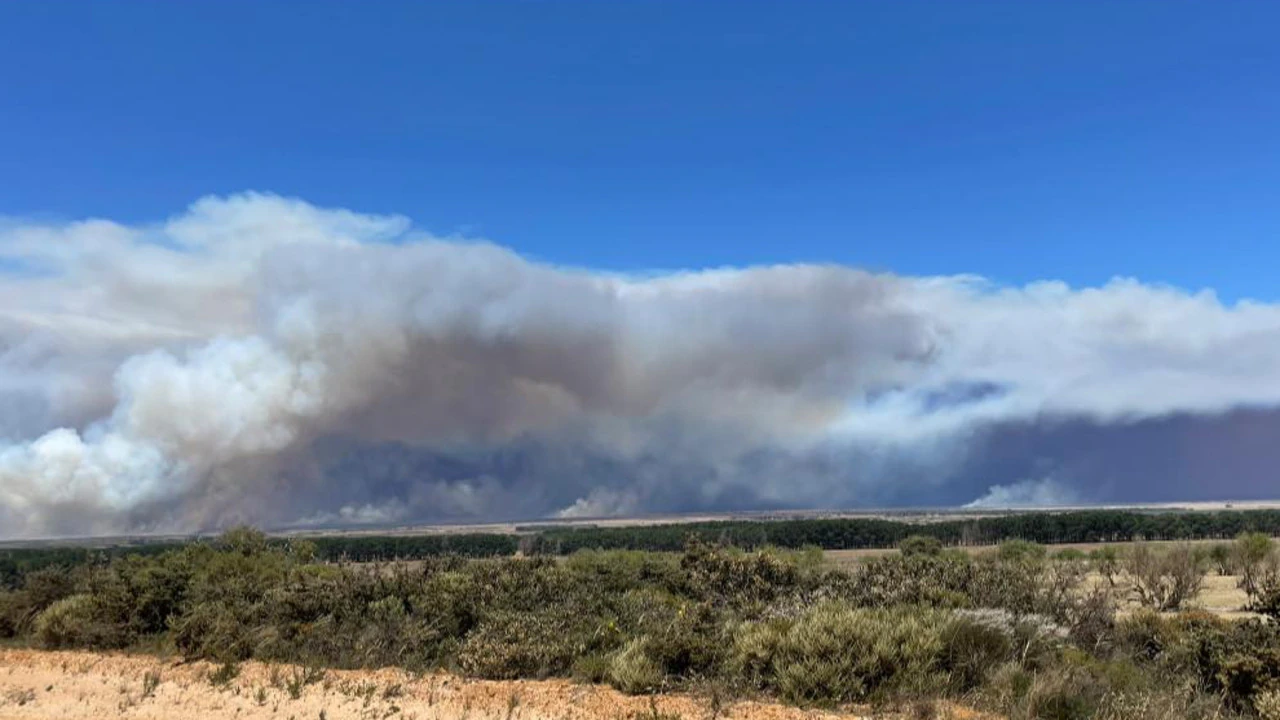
top-left (2, 193), bottom-right (1280, 538)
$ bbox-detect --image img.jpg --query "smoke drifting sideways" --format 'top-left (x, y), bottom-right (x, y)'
top-left (3, 193), bottom-right (1280, 538)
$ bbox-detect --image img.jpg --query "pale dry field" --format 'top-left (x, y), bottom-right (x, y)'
top-left (0, 649), bottom-right (995, 720)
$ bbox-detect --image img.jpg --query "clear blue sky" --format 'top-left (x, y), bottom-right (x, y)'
top-left (2, 2), bottom-right (1278, 299)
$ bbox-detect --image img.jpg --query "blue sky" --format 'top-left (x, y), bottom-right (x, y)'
top-left (2, 2), bottom-right (1278, 299)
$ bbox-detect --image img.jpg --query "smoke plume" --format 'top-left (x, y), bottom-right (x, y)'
top-left (2, 193), bottom-right (1279, 538)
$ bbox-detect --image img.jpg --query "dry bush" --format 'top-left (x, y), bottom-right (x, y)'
top-left (1233, 532), bottom-right (1280, 615)
top-left (1234, 532), bottom-right (1275, 597)
top-left (1256, 689), bottom-right (1280, 720)
top-left (1124, 543), bottom-right (1206, 611)
top-left (1208, 543), bottom-right (1236, 575)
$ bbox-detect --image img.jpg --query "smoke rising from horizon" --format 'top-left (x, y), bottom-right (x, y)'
top-left (3, 193), bottom-right (1280, 538)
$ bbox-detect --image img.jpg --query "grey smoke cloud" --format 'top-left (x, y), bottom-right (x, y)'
top-left (1, 193), bottom-right (1278, 538)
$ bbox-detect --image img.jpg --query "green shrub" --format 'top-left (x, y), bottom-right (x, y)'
top-left (33, 594), bottom-right (97, 648)
top-left (680, 541), bottom-right (800, 611)
top-left (1235, 532), bottom-right (1275, 593)
top-left (1208, 543), bottom-right (1235, 575)
top-left (744, 603), bottom-right (948, 706)
top-left (0, 590), bottom-right (18, 638)
top-left (998, 540), bottom-right (1047, 564)
top-left (1115, 609), bottom-right (1169, 661)
top-left (0, 566), bottom-right (79, 637)
top-left (1252, 572), bottom-right (1280, 619)
top-left (940, 611), bottom-right (1015, 690)
top-left (571, 653), bottom-right (613, 684)
top-left (609, 637), bottom-right (665, 694)
top-left (564, 550), bottom-right (682, 596)
top-left (847, 554), bottom-right (973, 609)
top-left (457, 607), bottom-right (607, 679)
top-left (727, 619), bottom-right (788, 690)
top-left (1113, 609), bottom-right (1280, 712)
top-left (899, 535), bottom-right (944, 557)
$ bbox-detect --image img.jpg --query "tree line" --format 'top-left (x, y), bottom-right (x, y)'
top-left (524, 509), bottom-right (1280, 554)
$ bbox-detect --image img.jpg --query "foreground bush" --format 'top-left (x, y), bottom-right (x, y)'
top-left (730, 603), bottom-right (949, 705)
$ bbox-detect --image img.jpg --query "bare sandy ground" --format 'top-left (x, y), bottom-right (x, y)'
top-left (0, 649), bottom-right (994, 720)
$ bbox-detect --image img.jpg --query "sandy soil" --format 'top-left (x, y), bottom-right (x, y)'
top-left (0, 649), bottom-right (994, 720)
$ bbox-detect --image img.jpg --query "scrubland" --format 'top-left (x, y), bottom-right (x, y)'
top-left (3, 528), bottom-right (1280, 719)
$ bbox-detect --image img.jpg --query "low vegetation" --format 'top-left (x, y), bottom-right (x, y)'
top-left (2, 527), bottom-right (1280, 718)
top-left (8, 509), bottom-right (1280, 576)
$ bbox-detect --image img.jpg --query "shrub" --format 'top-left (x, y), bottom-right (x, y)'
top-left (1208, 543), bottom-right (1236, 575)
top-left (1114, 610), bottom-right (1280, 712)
top-left (0, 567), bottom-right (79, 637)
top-left (1213, 620), bottom-right (1280, 711)
top-left (1115, 610), bottom-right (1169, 661)
top-left (939, 611), bottom-right (1013, 691)
top-left (1234, 532), bottom-right (1275, 597)
top-left (997, 540), bottom-right (1047, 564)
top-left (748, 603), bottom-right (948, 706)
top-left (208, 661), bottom-right (240, 686)
top-left (564, 550), bottom-right (682, 596)
top-left (1089, 547), bottom-right (1122, 589)
top-left (457, 607), bottom-right (609, 679)
top-left (1256, 689), bottom-right (1280, 720)
top-left (142, 669), bottom-right (162, 698)
top-left (680, 541), bottom-right (800, 611)
top-left (727, 618), bottom-right (788, 690)
top-left (33, 594), bottom-right (98, 648)
top-left (1125, 543), bottom-right (1206, 611)
top-left (1252, 569), bottom-right (1280, 619)
top-left (636, 600), bottom-right (724, 681)
top-left (899, 535), bottom-right (944, 558)
top-left (609, 637), bottom-right (665, 694)
top-left (1016, 653), bottom-right (1149, 720)
top-left (0, 590), bottom-right (18, 638)
top-left (847, 554), bottom-right (974, 609)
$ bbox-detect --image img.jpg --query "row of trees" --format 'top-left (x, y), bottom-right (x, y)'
top-left (526, 509), bottom-right (1280, 555)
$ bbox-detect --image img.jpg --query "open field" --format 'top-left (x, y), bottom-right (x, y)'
top-left (0, 649), bottom-right (992, 720)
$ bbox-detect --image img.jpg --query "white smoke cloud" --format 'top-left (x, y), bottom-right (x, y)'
top-left (1, 193), bottom-right (1279, 538)
top-left (964, 478), bottom-right (1081, 509)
